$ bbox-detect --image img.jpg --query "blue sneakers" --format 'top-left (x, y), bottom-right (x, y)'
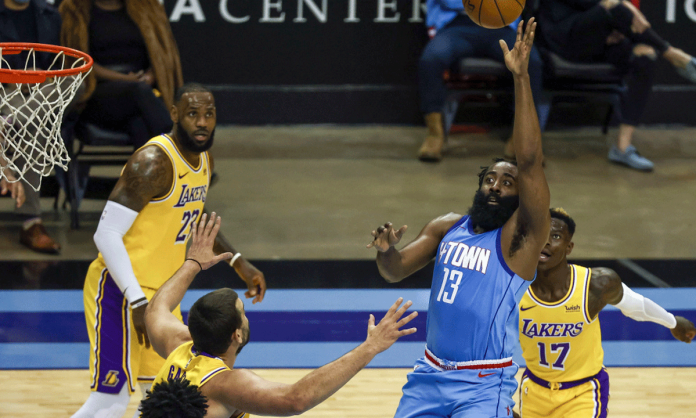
top-left (677, 57), bottom-right (696, 84)
top-left (608, 145), bottom-right (654, 172)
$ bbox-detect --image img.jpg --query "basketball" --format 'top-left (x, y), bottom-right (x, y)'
top-left (463, 0), bottom-right (526, 29)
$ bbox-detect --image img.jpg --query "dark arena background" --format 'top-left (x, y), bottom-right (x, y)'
top-left (0, 0), bottom-right (694, 417)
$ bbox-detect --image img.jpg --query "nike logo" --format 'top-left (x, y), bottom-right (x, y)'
top-left (520, 305), bottom-right (536, 311)
top-left (478, 371), bottom-right (495, 378)
top-left (178, 172), bottom-right (189, 179)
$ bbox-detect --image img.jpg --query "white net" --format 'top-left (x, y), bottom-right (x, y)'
top-left (0, 45), bottom-right (91, 191)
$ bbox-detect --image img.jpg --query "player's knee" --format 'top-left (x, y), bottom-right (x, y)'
top-left (420, 40), bottom-right (455, 69)
top-left (607, 2), bottom-right (635, 26)
top-left (633, 44), bottom-right (656, 58)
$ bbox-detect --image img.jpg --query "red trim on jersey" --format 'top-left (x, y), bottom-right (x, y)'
top-left (424, 350), bottom-right (513, 370)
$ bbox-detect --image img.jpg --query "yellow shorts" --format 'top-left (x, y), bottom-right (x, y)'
top-left (84, 264), bottom-right (182, 394)
top-left (519, 368), bottom-right (610, 418)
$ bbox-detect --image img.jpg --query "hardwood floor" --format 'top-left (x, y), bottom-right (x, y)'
top-left (2, 367), bottom-right (694, 417)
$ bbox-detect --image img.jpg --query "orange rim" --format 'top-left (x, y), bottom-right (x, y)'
top-left (0, 42), bottom-right (93, 84)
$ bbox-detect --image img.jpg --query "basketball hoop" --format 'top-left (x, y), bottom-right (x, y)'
top-left (0, 43), bottom-right (93, 191)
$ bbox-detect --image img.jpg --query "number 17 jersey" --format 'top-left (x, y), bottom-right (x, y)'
top-left (519, 264), bottom-right (604, 382)
top-left (426, 215), bottom-right (532, 362)
top-left (90, 134), bottom-right (210, 290)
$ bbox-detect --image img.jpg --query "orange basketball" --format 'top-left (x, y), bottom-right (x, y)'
top-left (463, 0), bottom-right (526, 29)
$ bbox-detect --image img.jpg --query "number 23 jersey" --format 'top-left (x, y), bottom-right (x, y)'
top-left (519, 264), bottom-right (604, 382)
top-left (91, 134), bottom-right (210, 290)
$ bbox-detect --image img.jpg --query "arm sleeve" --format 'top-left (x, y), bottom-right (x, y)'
top-left (93, 200), bottom-right (146, 304)
top-left (614, 283), bottom-right (677, 329)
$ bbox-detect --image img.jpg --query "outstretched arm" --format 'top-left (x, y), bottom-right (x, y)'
top-left (369, 213), bottom-right (462, 283)
top-left (146, 212), bottom-right (234, 359)
top-left (499, 19), bottom-right (551, 280)
top-left (589, 268), bottom-right (695, 343)
top-left (206, 297), bottom-right (418, 416)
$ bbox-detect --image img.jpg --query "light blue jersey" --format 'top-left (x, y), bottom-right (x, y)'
top-left (427, 215), bottom-right (531, 362)
top-left (394, 215), bottom-right (532, 418)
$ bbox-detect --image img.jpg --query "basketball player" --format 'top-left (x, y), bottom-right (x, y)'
top-left (144, 212), bottom-right (419, 418)
top-left (139, 378), bottom-right (208, 418)
top-left (368, 19), bottom-right (549, 418)
top-left (71, 84), bottom-right (267, 418)
top-left (518, 208), bottom-right (696, 418)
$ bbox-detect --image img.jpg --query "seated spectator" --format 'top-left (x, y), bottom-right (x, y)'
top-left (0, 0), bottom-right (62, 254)
top-left (417, 0), bottom-right (549, 162)
top-left (59, 0), bottom-right (183, 149)
top-left (537, 0), bottom-right (696, 171)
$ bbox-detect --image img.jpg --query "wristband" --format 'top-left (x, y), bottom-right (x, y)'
top-left (131, 298), bottom-right (148, 309)
top-left (186, 258), bottom-right (203, 272)
top-left (230, 252), bottom-right (242, 267)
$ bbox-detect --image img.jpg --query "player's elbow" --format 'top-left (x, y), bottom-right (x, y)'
top-left (377, 263), bottom-right (405, 283)
top-left (382, 273), bottom-right (404, 283)
top-left (93, 228), bottom-right (107, 252)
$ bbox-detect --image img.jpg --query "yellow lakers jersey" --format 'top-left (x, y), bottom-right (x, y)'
top-left (519, 264), bottom-right (604, 382)
top-left (153, 341), bottom-right (245, 418)
top-left (91, 134), bottom-right (210, 290)
top-left (153, 341), bottom-right (230, 388)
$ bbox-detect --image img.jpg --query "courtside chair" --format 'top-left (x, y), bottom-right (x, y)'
top-left (65, 120), bottom-right (134, 229)
top-left (443, 52), bottom-right (624, 139)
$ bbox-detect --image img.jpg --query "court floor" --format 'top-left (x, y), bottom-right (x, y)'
top-left (1, 368), bottom-right (694, 417)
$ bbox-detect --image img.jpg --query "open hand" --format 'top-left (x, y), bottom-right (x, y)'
top-left (187, 212), bottom-right (234, 270)
top-left (365, 298), bottom-right (418, 354)
top-left (367, 222), bottom-right (407, 252)
top-left (671, 316), bottom-right (696, 343)
top-left (500, 18), bottom-right (536, 77)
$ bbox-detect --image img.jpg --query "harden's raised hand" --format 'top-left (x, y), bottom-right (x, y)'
top-left (499, 18), bottom-right (537, 76)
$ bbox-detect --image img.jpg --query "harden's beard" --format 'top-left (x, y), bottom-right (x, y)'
top-left (177, 122), bottom-right (215, 153)
top-left (467, 189), bottom-right (519, 232)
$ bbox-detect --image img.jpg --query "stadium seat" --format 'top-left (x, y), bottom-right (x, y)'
top-left (443, 52), bottom-right (624, 138)
top-left (65, 121), bottom-right (134, 229)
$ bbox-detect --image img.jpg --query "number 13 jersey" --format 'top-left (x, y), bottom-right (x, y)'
top-left (426, 215), bottom-right (531, 362)
top-left (519, 264), bottom-right (604, 382)
top-left (91, 134), bottom-right (210, 290)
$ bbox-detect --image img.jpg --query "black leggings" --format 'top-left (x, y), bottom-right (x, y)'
top-left (564, 4), bottom-right (666, 125)
top-left (80, 81), bottom-right (172, 148)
